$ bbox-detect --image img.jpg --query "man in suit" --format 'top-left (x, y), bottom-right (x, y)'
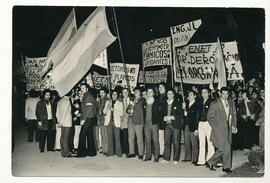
top-left (206, 87), bottom-right (237, 173)
top-left (160, 88), bottom-right (184, 165)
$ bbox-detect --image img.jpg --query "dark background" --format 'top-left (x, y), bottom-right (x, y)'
top-left (13, 6), bottom-right (265, 84)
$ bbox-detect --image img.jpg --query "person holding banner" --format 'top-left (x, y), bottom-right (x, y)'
top-left (160, 88), bottom-right (184, 165)
top-left (182, 91), bottom-right (199, 164)
top-left (143, 87), bottom-right (160, 162)
top-left (126, 87), bottom-right (144, 160)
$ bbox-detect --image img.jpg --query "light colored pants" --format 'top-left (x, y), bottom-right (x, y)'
top-left (159, 130), bottom-right (165, 155)
top-left (73, 125), bottom-right (81, 149)
top-left (197, 121), bottom-right (215, 164)
top-left (128, 122), bottom-right (144, 155)
top-left (55, 127), bottom-right (61, 150)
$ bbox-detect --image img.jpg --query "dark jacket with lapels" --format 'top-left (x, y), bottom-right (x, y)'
top-left (143, 99), bottom-right (159, 125)
top-left (161, 99), bottom-right (184, 129)
top-left (198, 98), bottom-right (212, 122)
top-left (184, 100), bottom-right (200, 132)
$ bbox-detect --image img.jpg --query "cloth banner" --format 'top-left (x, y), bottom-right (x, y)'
top-left (25, 57), bottom-right (55, 91)
top-left (174, 41), bottom-right (243, 84)
top-left (142, 37), bottom-right (172, 67)
top-left (92, 72), bottom-right (109, 88)
top-left (110, 63), bottom-right (139, 90)
top-left (138, 68), bottom-right (168, 84)
top-left (170, 19), bottom-right (202, 48)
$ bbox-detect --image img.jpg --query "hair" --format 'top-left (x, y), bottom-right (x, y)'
top-left (166, 87), bottom-right (176, 95)
top-left (80, 83), bottom-right (90, 91)
top-left (99, 87), bottom-right (108, 94)
top-left (41, 89), bottom-right (51, 100)
top-left (201, 87), bottom-right (210, 93)
top-left (241, 90), bottom-right (250, 98)
top-left (146, 86), bottom-right (155, 93)
top-left (158, 82), bottom-right (167, 89)
top-left (220, 87), bottom-right (229, 93)
top-left (29, 89), bottom-right (36, 98)
top-left (187, 90), bottom-right (197, 97)
top-left (110, 89), bottom-right (119, 97)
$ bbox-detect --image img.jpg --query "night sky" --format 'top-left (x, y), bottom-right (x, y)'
top-left (13, 6), bottom-right (265, 80)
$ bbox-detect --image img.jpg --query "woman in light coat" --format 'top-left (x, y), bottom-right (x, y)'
top-left (103, 90), bottom-right (124, 157)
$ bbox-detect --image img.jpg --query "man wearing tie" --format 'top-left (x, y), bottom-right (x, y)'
top-left (206, 87), bottom-right (237, 173)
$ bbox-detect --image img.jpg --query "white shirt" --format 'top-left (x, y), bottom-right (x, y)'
top-left (244, 100), bottom-right (251, 117)
top-left (46, 103), bottom-right (52, 120)
top-left (25, 97), bottom-right (40, 120)
top-left (189, 100), bottom-right (195, 108)
top-left (221, 98), bottom-right (229, 119)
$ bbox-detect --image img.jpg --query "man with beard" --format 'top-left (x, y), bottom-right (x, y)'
top-left (36, 89), bottom-right (56, 153)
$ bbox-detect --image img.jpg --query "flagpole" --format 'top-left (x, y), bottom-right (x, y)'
top-left (106, 50), bottom-right (112, 95)
top-left (112, 7), bottom-right (131, 93)
top-left (171, 38), bottom-right (185, 102)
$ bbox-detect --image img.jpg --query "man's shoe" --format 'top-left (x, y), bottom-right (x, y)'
top-left (138, 155), bottom-right (143, 160)
top-left (195, 163), bottom-right (206, 166)
top-left (209, 165), bottom-right (216, 171)
top-left (173, 161), bottom-right (179, 165)
top-left (143, 158), bottom-right (151, 162)
top-left (181, 159), bottom-right (191, 162)
top-left (160, 159), bottom-right (169, 164)
top-left (76, 155), bottom-right (85, 158)
top-left (153, 158), bottom-right (159, 162)
top-left (191, 161), bottom-right (197, 165)
top-left (127, 154), bottom-right (136, 158)
top-left (222, 168), bottom-right (233, 173)
top-left (40, 150), bottom-right (44, 153)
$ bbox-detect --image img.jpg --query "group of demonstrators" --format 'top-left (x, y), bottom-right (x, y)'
top-left (24, 72), bottom-right (264, 174)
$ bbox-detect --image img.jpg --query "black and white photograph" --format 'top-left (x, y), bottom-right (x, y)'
top-left (2, 0), bottom-right (269, 181)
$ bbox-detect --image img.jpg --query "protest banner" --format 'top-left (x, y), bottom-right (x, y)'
top-left (138, 68), bottom-right (168, 84)
top-left (25, 57), bottom-right (55, 91)
top-left (92, 72), bottom-right (109, 88)
top-left (174, 41), bottom-right (244, 84)
top-left (142, 37), bottom-right (172, 67)
top-left (93, 49), bottom-right (108, 69)
top-left (170, 19), bottom-right (202, 48)
top-left (110, 63), bottom-right (139, 90)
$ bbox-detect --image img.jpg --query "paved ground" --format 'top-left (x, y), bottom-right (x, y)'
top-left (12, 126), bottom-right (248, 177)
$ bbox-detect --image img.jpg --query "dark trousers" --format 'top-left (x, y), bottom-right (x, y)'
top-left (68, 126), bottom-right (75, 151)
top-left (242, 118), bottom-right (253, 149)
top-left (39, 120), bottom-right (55, 152)
top-left (183, 125), bottom-right (199, 162)
top-left (61, 127), bottom-right (71, 157)
top-left (163, 124), bottom-right (181, 161)
top-left (144, 124), bottom-right (160, 160)
top-left (107, 122), bottom-right (122, 156)
top-left (77, 118), bottom-right (97, 157)
top-left (27, 120), bottom-right (40, 142)
top-left (120, 128), bottom-right (129, 155)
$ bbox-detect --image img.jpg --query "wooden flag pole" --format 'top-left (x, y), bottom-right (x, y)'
top-left (112, 7), bottom-right (131, 93)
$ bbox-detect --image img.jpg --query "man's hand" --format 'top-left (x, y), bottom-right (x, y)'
top-left (163, 116), bottom-right (168, 121)
top-left (80, 120), bottom-right (85, 126)
top-left (38, 121), bottom-right (42, 126)
top-left (232, 127), bottom-right (238, 134)
top-left (194, 130), bottom-right (198, 136)
top-left (250, 114), bottom-right (255, 120)
top-left (242, 115), bottom-right (247, 120)
top-left (182, 103), bottom-right (186, 109)
top-left (57, 123), bottom-right (61, 128)
top-left (171, 116), bottom-right (175, 120)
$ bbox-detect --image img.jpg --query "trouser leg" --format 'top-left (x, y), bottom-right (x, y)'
top-left (114, 126), bottom-right (122, 156)
top-left (173, 128), bottom-right (181, 161)
top-left (73, 125), bottom-right (81, 149)
top-left (47, 121), bottom-right (55, 151)
top-left (77, 123), bottom-right (88, 157)
top-left (159, 130), bottom-right (165, 155)
top-left (151, 124), bottom-right (160, 160)
top-left (190, 131), bottom-right (199, 162)
top-left (27, 120), bottom-right (35, 142)
top-left (184, 125), bottom-right (192, 161)
top-left (61, 127), bottom-right (71, 156)
top-left (205, 122), bottom-right (215, 161)
top-left (198, 122), bottom-right (206, 164)
top-left (107, 124), bottom-right (114, 155)
top-left (39, 130), bottom-right (46, 152)
top-left (55, 127), bottom-right (61, 150)
top-left (144, 124), bottom-right (152, 159)
top-left (163, 125), bottom-right (172, 161)
top-left (68, 126), bottom-right (75, 151)
top-left (128, 122), bottom-right (136, 155)
top-left (100, 125), bottom-right (108, 154)
top-left (134, 125), bottom-right (144, 156)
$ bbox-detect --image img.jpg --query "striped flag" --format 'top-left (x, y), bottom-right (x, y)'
top-left (51, 7), bottom-right (116, 97)
top-left (41, 8), bottom-right (77, 76)
top-left (215, 37), bottom-right (227, 90)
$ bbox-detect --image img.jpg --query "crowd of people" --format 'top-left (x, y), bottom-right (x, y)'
top-left (23, 72), bottom-right (265, 174)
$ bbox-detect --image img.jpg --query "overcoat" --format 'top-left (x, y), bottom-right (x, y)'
top-left (36, 100), bottom-right (56, 131)
top-left (207, 98), bottom-right (237, 151)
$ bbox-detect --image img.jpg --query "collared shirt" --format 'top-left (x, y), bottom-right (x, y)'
top-left (46, 102), bottom-right (52, 120)
top-left (221, 98), bottom-right (229, 119)
top-left (25, 97), bottom-right (40, 120)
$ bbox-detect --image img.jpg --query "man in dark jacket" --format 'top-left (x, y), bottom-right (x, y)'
top-left (182, 90), bottom-right (200, 164)
top-left (127, 87), bottom-right (144, 159)
top-left (143, 87), bottom-right (160, 162)
top-left (36, 89), bottom-right (56, 153)
top-left (77, 83), bottom-right (98, 157)
top-left (160, 88), bottom-right (184, 165)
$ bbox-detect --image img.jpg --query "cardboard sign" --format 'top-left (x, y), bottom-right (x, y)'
top-left (138, 68), bottom-right (168, 84)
